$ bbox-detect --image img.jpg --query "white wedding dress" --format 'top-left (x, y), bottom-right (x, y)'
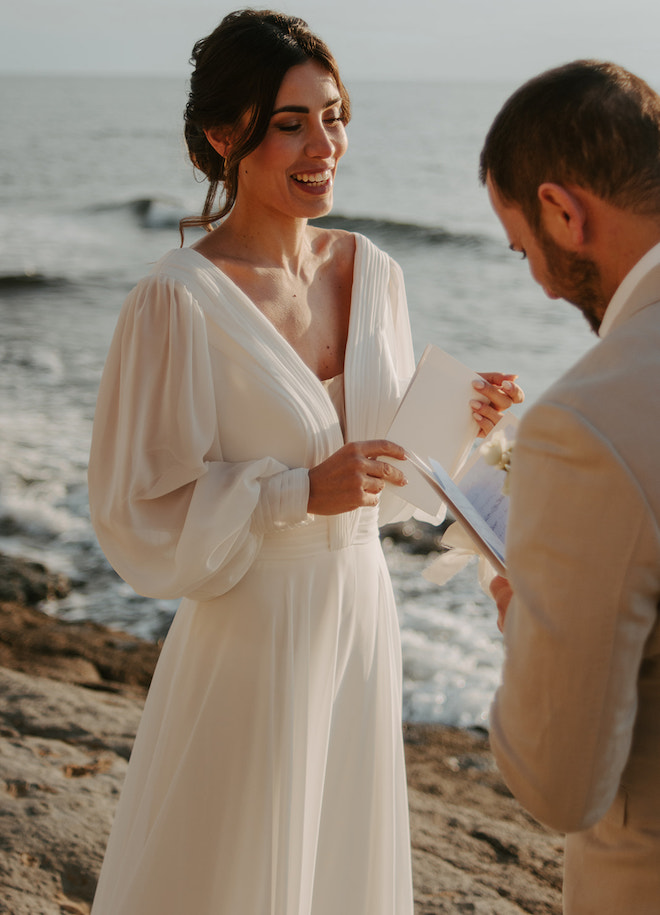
top-left (88, 234), bottom-right (416, 915)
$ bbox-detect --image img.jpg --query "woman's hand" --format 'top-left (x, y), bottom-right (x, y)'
top-left (471, 373), bottom-right (524, 437)
top-left (308, 440), bottom-right (407, 515)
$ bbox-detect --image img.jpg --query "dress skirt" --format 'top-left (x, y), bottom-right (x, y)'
top-left (90, 512), bottom-right (414, 915)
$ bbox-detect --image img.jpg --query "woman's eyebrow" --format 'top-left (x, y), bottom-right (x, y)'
top-left (271, 97), bottom-right (341, 116)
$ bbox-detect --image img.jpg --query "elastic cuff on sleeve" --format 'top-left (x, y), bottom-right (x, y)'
top-left (252, 468), bottom-right (311, 534)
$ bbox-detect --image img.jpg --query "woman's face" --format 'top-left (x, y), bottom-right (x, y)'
top-left (234, 59), bottom-right (348, 221)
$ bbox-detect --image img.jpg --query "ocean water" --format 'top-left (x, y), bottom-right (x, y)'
top-left (0, 75), bottom-right (596, 726)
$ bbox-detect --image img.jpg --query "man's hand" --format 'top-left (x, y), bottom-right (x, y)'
top-left (490, 574), bottom-right (513, 632)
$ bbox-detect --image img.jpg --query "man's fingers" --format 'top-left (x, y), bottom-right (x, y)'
top-left (490, 575), bottom-right (510, 601)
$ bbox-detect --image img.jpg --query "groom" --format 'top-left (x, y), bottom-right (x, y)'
top-left (481, 61), bottom-right (660, 913)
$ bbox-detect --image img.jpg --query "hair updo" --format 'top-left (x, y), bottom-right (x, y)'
top-left (180, 9), bottom-right (351, 236)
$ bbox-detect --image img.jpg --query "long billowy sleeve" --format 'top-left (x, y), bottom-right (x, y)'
top-left (88, 275), bottom-right (310, 602)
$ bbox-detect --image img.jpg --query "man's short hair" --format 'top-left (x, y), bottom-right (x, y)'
top-left (479, 60), bottom-right (660, 226)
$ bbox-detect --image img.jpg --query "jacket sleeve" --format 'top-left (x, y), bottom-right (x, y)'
top-left (88, 275), bottom-right (310, 602)
top-left (489, 400), bottom-right (660, 832)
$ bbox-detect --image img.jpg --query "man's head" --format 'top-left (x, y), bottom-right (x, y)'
top-left (480, 60), bottom-right (660, 228)
top-left (480, 60), bottom-right (660, 332)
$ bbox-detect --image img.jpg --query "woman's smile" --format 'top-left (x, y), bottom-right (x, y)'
top-left (290, 168), bottom-right (334, 194)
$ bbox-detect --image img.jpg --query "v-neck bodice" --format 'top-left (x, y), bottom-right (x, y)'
top-left (322, 373), bottom-right (346, 439)
top-left (137, 235), bottom-right (414, 517)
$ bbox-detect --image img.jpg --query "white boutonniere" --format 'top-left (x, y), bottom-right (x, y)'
top-left (479, 430), bottom-right (514, 495)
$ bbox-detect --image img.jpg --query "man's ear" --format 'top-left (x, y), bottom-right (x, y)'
top-left (537, 182), bottom-right (586, 247)
top-left (204, 127), bottom-right (231, 159)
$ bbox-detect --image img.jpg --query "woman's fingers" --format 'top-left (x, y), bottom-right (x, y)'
top-left (475, 373), bottom-right (525, 408)
top-left (470, 374), bottom-right (524, 436)
top-left (502, 378), bottom-right (525, 405)
top-left (470, 403), bottom-right (500, 437)
top-left (307, 440), bottom-right (407, 515)
top-left (358, 439), bottom-right (407, 462)
top-left (352, 441), bottom-right (408, 487)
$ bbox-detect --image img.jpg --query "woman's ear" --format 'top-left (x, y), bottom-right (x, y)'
top-left (204, 128), bottom-right (231, 159)
top-left (537, 182), bottom-right (586, 247)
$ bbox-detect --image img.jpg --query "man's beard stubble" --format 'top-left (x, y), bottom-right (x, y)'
top-left (537, 226), bottom-right (608, 334)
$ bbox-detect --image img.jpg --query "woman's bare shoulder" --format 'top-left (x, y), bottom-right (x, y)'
top-left (309, 226), bottom-right (356, 271)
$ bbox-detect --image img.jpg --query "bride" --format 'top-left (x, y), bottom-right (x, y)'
top-left (88, 10), bottom-right (522, 914)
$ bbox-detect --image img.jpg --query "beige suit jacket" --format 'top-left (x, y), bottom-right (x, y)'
top-left (490, 244), bottom-right (660, 914)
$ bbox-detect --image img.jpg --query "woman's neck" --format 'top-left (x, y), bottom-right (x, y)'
top-left (207, 204), bottom-right (316, 275)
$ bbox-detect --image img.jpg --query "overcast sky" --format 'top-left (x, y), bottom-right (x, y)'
top-left (3, 0), bottom-right (659, 85)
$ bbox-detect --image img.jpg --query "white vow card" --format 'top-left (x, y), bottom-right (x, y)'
top-left (384, 344), bottom-right (486, 516)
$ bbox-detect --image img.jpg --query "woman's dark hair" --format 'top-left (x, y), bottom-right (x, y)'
top-left (180, 9), bottom-right (350, 238)
top-left (479, 60), bottom-right (660, 227)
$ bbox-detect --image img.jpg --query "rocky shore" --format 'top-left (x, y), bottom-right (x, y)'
top-left (0, 554), bottom-right (563, 914)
